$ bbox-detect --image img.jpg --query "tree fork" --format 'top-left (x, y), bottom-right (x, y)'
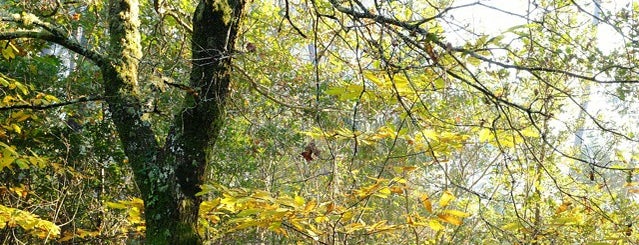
top-left (103, 0), bottom-right (246, 243)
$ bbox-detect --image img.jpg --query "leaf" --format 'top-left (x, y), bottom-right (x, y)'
top-left (422, 129), bottom-right (439, 141)
top-left (105, 201), bottom-right (128, 209)
top-left (555, 201), bottom-right (572, 214)
top-left (342, 211), bottom-right (354, 222)
top-left (343, 222), bottom-right (365, 233)
top-left (314, 215), bottom-right (328, 223)
top-left (478, 128), bottom-right (493, 142)
top-left (442, 209), bottom-right (470, 218)
top-left (428, 219), bottom-right (444, 231)
top-left (438, 190), bottom-right (455, 208)
top-left (294, 195), bottom-right (305, 207)
top-left (0, 205), bottom-right (60, 238)
top-left (11, 124), bottom-right (21, 134)
top-left (44, 94), bottom-right (59, 102)
top-left (0, 155), bottom-right (15, 170)
top-left (14, 159), bottom-right (29, 169)
top-left (11, 111), bottom-right (30, 122)
top-left (551, 215), bottom-right (582, 226)
top-left (325, 84), bottom-right (364, 101)
top-left (374, 186), bottom-right (391, 198)
top-left (437, 213), bottom-right (462, 225)
top-left (520, 128), bottom-right (540, 138)
top-left (1, 42), bottom-right (16, 60)
top-left (433, 78), bottom-right (445, 89)
top-left (237, 209), bottom-right (261, 217)
top-left (501, 222), bottom-right (523, 231)
top-left (363, 71), bottom-right (383, 87)
top-left (2, 95), bottom-right (15, 104)
top-left (13, 81), bottom-right (29, 95)
top-left (420, 194), bottom-right (433, 213)
top-left (303, 200), bottom-right (316, 213)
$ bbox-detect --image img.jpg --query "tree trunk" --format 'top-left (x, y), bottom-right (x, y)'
top-left (103, 0), bottom-right (246, 244)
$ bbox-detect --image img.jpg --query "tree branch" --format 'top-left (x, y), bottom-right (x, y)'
top-left (327, 1), bottom-right (639, 84)
top-left (0, 96), bottom-right (104, 111)
top-left (233, 64), bottom-right (337, 112)
top-left (0, 14), bottom-right (107, 66)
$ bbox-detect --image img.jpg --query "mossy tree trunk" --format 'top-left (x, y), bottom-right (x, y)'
top-left (103, 0), bottom-right (246, 244)
top-left (0, 0), bottom-right (245, 242)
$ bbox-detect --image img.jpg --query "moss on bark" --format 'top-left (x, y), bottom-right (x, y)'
top-left (103, 0), bottom-right (246, 244)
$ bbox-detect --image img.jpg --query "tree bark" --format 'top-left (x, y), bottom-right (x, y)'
top-left (103, 0), bottom-right (246, 244)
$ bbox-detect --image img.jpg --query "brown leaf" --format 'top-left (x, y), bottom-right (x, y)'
top-left (246, 43), bottom-right (256, 52)
top-left (301, 141), bottom-right (319, 162)
top-left (301, 150), bottom-right (313, 161)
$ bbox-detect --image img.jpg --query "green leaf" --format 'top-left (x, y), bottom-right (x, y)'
top-left (14, 159), bottom-right (29, 169)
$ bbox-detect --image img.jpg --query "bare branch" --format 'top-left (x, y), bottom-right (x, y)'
top-left (0, 96), bottom-right (104, 111)
top-left (233, 63), bottom-right (338, 112)
top-left (327, 1), bottom-right (639, 84)
top-left (165, 10), bottom-right (193, 33)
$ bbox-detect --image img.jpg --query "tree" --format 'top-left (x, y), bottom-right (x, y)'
top-left (1, 0), bottom-right (246, 243)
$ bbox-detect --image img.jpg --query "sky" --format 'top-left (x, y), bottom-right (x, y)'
top-left (448, 0), bottom-right (630, 53)
top-left (444, 1), bottom-right (639, 170)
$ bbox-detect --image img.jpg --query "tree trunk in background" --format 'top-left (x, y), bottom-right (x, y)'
top-left (103, 0), bottom-right (246, 244)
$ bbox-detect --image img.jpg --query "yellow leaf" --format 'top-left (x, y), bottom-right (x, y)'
top-left (420, 194), bottom-right (433, 213)
top-left (422, 129), bottom-right (439, 141)
top-left (2, 95), bottom-right (15, 105)
top-left (1, 44), bottom-right (15, 60)
top-left (555, 201), bottom-right (572, 214)
top-left (237, 209), bottom-right (261, 217)
top-left (303, 200), bottom-right (316, 213)
top-left (501, 222), bottom-right (523, 231)
top-left (442, 209), bottom-right (470, 218)
top-left (478, 128), bottom-right (493, 142)
top-left (390, 186), bottom-right (404, 194)
top-left (314, 215), bottom-right (328, 223)
top-left (44, 94), bottom-right (59, 102)
top-left (433, 78), bottom-right (446, 89)
top-left (375, 187), bottom-right (391, 198)
top-left (520, 128), bottom-right (540, 138)
top-left (364, 71), bottom-right (383, 87)
top-left (252, 190), bottom-right (274, 201)
top-left (438, 213), bottom-right (462, 225)
top-left (342, 211), bottom-right (354, 222)
top-left (105, 201), bottom-right (128, 209)
top-left (428, 219), bottom-right (444, 231)
top-left (11, 124), bottom-right (21, 134)
top-left (438, 190), bottom-right (455, 208)
top-left (401, 166), bottom-right (418, 172)
top-left (551, 216), bottom-right (582, 225)
top-left (0, 204), bottom-right (60, 237)
top-left (11, 111), bottom-right (30, 122)
top-left (406, 215), bottom-right (414, 225)
top-left (343, 222), bottom-right (365, 233)
top-left (200, 198), bottom-right (220, 213)
top-left (294, 195), bottom-right (305, 207)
